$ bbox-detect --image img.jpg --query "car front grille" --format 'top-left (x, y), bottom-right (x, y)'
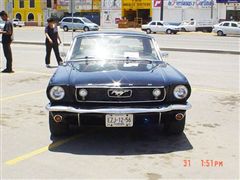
top-left (75, 86), bottom-right (166, 103)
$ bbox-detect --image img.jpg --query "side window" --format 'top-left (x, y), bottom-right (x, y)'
top-left (223, 23), bottom-right (230, 26)
top-left (231, 23), bottom-right (237, 27)
top-left (157, 22), bottom-right (163, 26)
top-left (63, 18), bottom-right (72, 23)
top-left (150, 22), bottom-right (156, 25)
top-left (73, 19), bottom-right (83, 23)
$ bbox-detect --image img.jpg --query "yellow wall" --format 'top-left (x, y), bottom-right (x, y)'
top-left (122, 0), bottom-right (152, 16)
top-left (12, 0), bottom-right (43, 22)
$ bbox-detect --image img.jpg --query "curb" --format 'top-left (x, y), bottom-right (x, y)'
top-left (12, 41), bottom-right (240, 55)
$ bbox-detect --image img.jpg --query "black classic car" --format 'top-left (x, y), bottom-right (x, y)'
top-left (46, 31), bottom-right (191, 136)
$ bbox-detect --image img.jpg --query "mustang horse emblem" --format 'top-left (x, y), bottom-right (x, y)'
top-left (108, 89), bottom-right (132, 97)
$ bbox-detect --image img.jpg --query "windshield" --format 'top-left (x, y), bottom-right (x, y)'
top-left (68, 35), bottom-right (160, 61)
top-left (82, 18), bottom-right (92, 23)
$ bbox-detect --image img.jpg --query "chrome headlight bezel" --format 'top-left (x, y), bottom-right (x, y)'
top-left (49, 86), bottom-right (65, 100)
top-left (173, 85), bottom-right (188, 99)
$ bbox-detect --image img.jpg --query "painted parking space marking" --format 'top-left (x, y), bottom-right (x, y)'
top-left (0, 89), bottom-right (45, 101)
top-left (192, 87), bottom-right (239, 95)
top-left (5, 134), bottom-right (82, 166)
top-left (16, 70), bottom-right (52, 76)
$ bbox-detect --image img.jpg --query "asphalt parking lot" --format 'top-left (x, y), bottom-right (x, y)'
top-left (0, 43), bottom-right (239, 179)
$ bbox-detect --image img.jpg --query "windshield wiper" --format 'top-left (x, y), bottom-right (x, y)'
top-left (68, 56), bottom-right (96, 65)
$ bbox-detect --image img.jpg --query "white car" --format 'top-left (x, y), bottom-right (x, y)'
top-left (213, 21), bottom-right (240, 36)
top-left (12, 19), bottom-right (25, 27)
top-left (141, 21), bottom-right (180, 34)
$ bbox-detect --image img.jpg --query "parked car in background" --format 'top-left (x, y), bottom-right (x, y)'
top-left (12, 19), bottom-right (25, 27)
top-left (46, 31), bottom-right (192, 136)
top-left (178, 20), bottom-right (213, 32)
top-left (59, 17), bottom-right (99, 32)
top-left (141, 21), bottom-right (180, 34)
top-left (213, 21), bottom-right (240, 36)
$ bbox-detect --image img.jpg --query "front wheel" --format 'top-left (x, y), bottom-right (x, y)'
top-left (49, 113), bottom-right (69, 136)
top-left (164, 116), bottom-right (185, 135)
top-left (83, 26), bottom-right (90, 32)
top-left (146, 29), bottom-right (151, 34)
top-left (63, 26), bottom-right (69, 32)
top-left (217, 30), bottom-right (224, 36)
top-left (166, 29), bottom-right (172, 34)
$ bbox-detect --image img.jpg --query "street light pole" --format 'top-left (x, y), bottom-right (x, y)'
top-left (210, 0), bottom-right (214, 19)
top-left (160, 0), bottom-right (164, 20)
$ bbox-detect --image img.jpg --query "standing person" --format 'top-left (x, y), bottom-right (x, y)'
top-left (45, 18), bottom-right (63, 68)
top-left (0, 11), bottom-right (14, 73)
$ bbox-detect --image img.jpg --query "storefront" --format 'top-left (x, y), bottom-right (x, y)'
top-left (152, 0), bottom-right (218, 23)
top-left (217, 0), bottom-right (240, 21)
top-left (122, 0), bottom-right (152, 25)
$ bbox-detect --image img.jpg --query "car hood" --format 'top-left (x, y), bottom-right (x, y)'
top-left (49, 62), bottom-right (189, 87)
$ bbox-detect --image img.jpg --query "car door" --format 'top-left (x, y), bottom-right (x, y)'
top-left (222, 22), bottom-right (230, 34)
top-left (187, 21), bottom-right (195, 31)
top-left (230, 22), bottom-right (240, 35)
top-left (73, 18), bottom-right (84, 30)
top-left (149, 21), bottom-right (157, 32)
top-left (156, 22), bottom-right (165, 32)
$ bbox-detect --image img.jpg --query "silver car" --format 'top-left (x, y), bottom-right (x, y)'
top-left (213, 21), bottom-right (240, 36)
top-left (60, 17), bottom-right (99, 32)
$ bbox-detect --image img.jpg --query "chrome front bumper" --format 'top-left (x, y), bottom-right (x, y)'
top-left (46, 103), bottom-right (191, 114)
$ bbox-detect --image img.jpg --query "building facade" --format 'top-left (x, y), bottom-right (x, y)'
top-left (8, 0), bottom-right (44, 25)
top-left (2, 0), bottom-right (239, 27)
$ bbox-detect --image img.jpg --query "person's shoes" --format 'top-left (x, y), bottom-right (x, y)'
top-left (46, 64), bottom-right (51, 68)
top-left (1, 69), bottom-right (14, 73)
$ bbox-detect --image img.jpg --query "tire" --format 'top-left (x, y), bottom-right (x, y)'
top-left (13, 24), bottom-right (17, 27)
top-left (146, 29), bottom-right (151, 34)
top-left (164, 116), bottom-right (185, 135)
top-left (166, 29), bottom-right (172, 34)
top-left (217, 30), bottom-right (224, 36)
top-left (83, 26), bottom-right (90, 32)
top-left (73, 29), bottom-right (76, 32)
top-left (49, 113), bottom-right (69, 136)
top-left (63, 26), bottom-right (69, 32)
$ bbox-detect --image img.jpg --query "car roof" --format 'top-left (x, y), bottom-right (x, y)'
top-left (74, 31), bottom-right (153, 39)
top-left (63, 17), bottom-right (84, 19)
top-left (221, 21), bottom-right (239, 23)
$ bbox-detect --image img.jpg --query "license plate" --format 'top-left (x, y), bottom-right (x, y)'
top-left (105, 114), bottom-right (133, 127)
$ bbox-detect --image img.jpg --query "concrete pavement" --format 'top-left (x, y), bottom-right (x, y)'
top-left (1, 44), bottom-right (239, 179)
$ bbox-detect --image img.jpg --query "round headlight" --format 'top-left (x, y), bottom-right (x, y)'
top-left (173, 85), bottom-right (188, 99)
top-left (49, 86), bottom-right (65, 100)
top-left (152, 88), bottom-right (161, 98)
top-left (79, 89), bottom-right (88, 97)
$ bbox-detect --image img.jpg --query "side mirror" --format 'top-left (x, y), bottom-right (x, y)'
top-left (160, 52), bottom-right (169, 58)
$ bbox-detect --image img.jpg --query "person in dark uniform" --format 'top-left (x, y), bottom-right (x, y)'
top-left (0, 11), bottom-right (14, 73)
top-left (45, 18), bottom-right (63, 68)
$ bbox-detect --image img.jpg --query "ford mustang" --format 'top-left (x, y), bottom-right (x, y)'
top-left (46, 31), bottom-right (191, 136)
